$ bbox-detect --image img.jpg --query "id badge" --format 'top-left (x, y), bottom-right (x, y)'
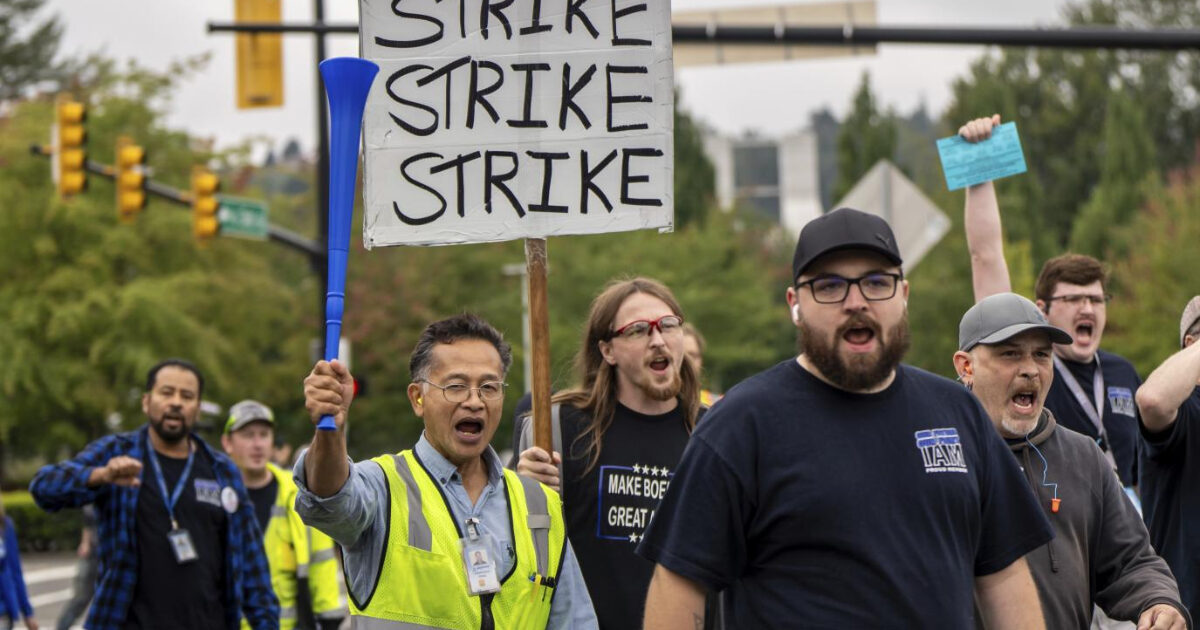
top-left (168, 528), bottom-right (199, 564)
top-left (460, 532), bottom-right (501, 596)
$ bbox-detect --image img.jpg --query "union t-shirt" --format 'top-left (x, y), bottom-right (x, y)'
top-left (637, 360), bottom-right (1053, 629)
top-left (1047, 350), bottom-right (1141, 486)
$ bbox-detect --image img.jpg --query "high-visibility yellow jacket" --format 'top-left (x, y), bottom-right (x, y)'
top-left (242, 462), bottom-right (345, 630)
top-left (348, 450), bottom-right (565, 630)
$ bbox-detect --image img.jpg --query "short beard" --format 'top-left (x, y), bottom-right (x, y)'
top-left (799, 312), bottom-right (911, 391)
top-left (150, 417), bottom-right (189, 444)
top-left (639, 372), bottom-right (682, 402)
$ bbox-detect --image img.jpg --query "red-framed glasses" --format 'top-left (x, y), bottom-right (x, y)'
top-left (609, 315), bottom-right (684, 340)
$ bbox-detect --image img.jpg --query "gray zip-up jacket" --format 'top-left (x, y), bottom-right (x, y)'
top-left (1006, 409), bottom-right (1190, 629)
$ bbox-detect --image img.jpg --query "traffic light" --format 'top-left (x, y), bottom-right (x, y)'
top-left (55, 95), bottom-right (87, 199)
top-left (115, 135), bottom-right (146, 222)
top-left (191, 166), bottom-right (221, 240)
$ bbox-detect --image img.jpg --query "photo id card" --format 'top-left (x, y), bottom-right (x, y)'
top-left (460, 533), bottom-right (501, 596)
top-left (168, 528), bottom-right (198, 564)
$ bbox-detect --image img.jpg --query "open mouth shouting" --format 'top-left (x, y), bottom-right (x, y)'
top-left (454, 417), bottom-right (486, 444)
top-left (1073, 319), bottom-right (1097, 347)
top-left (647, 353), bottom-right (673, 377)
top-left (1010, 389), bottom-right (1039, 417)
top-left (839, 317), bottom-right (881, 353)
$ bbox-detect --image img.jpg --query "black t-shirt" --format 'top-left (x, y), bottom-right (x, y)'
top-left (558, 402), bottom-right (693, 630)
top-left (125, 445), bottom-right (228, 630)
top-left (509, 393), bottom-right (697, 630)
top-left (1139, 387), bottom-right (1200, 620)
top-left (247, 477), bottom-right (278, 533)
top-left (1046, 351), bottom-right (1141, 486)
top-left (637, 361), bottom-right (1053, 629)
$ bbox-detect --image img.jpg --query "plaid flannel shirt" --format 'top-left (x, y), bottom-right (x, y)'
top-left (29, 426), bottom-right (279, 630)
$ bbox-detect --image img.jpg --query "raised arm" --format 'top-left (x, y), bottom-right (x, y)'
top-left (1136, 339), bottom-right (1200, 433)
top-left (643, 564), bottom-right (708, 630)
top-left (960, 114), bottom-right (1013, 301)
top-left (302, 360), bottom-right (354, 497)
top-left (974, 556), bottom-right (1045, 630)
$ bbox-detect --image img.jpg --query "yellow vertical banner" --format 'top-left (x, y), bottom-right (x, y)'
top-left (235, 0), bottom-right (283, 109)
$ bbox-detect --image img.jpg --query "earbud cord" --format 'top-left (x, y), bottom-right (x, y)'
top-left (1024, 435), bottom-right (1059, 504)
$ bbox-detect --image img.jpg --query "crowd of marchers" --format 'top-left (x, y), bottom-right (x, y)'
top-left (10, 115), bottom-right (1200, 630)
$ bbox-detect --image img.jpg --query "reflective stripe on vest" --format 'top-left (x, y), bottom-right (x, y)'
top-left (393, 453), bottom-right (435, 551)
top-left (352, 618), bottom-right (449, 630)
top-left (351, 450), bottom-right (565, 629)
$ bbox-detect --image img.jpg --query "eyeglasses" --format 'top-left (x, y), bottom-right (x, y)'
top-left (1045, 294), bottom-right (1110, 307)
top-left (421, 380), bottom-right (506, 403)
top-left (795, 272), bottom-right (903, 304)
top-left (610, 315), bottom-right (684, 340)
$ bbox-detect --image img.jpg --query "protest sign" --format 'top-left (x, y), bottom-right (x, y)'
top-left (359, 0), bottom-right (676, 248)
top-left (936, 121), bottom-right (1027, 191)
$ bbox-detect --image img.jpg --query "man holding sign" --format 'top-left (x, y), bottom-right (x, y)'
top-left (515, 277), bottom-right (702, 630)
top-left (958, 115), bottom-right (1144, 496)
top-left (295, 314), bottom-right (597, 629)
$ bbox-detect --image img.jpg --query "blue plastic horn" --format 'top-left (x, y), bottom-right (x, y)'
top-left (317, 57), bottom-right (379, 431)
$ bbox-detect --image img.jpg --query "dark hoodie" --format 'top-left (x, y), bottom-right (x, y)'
top-left (1003, 409), bottom-right (1190, 629)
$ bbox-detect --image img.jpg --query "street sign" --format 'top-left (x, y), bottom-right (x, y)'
top-left (218, 197), bottom-right (269, 240)
top-left (833, 159), bottom-right (950, 271)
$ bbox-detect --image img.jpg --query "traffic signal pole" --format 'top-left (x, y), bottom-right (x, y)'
top-left (313, 0), bottom-right (331, 333)
top-left (29, 144), bottom-right (324, 260)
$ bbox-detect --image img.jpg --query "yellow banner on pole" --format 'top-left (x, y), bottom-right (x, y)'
top-left (235, 0), bottom-right (283, 109)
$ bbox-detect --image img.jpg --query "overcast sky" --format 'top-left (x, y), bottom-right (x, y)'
top-left (43, 0), bottom-right (1071, 156)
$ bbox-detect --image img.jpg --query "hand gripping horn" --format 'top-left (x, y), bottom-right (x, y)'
top-left (317, 57), bottom-right (379, 431)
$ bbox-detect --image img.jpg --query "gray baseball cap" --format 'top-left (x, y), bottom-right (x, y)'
top-left (959, 293), bottom-right (1073, 351)
top-left (1181, 296), bottom-right (1200, 348)
top-left (224, 399), bottom-right (275, 434)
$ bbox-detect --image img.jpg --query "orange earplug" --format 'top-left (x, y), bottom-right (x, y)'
top-left (1050, 498), bottom-right (1061, 513)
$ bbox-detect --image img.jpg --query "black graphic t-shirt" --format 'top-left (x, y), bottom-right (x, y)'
top-left (1047, 350), bottom-right (1142, 486)
top-left (556, 402), bottom-right (693, 630)
top-left (637, 361), bottom-right (1053, 629)
top-left (125, 444), bottom-right (228, 630)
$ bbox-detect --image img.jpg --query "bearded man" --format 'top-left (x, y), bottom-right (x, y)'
top-left (516, 277), bottom-right (703, 630)
top-left (638, 208), bottom-right (1054, 629)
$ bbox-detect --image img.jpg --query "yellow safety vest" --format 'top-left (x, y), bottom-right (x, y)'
top-left (348, 450), bottom-right (565, 630)
top-left (243, 463), bottom-right (345, 630)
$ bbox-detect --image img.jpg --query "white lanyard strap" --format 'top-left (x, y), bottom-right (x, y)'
top-left (1053, 354), bottom-right (1119, 474)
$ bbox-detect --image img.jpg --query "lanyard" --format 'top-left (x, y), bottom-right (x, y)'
top-left (1053, 354), bottom-right (1119, 473)
top-left (147, 443), bottom-right (196, 530)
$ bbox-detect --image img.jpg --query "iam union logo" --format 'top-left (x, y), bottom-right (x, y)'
top-left (914, 428), bottom-right (969, 474)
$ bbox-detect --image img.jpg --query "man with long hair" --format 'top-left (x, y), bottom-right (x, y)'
top-left (516, 277), bottom-right (702, 630)
top-left (639, 208), bottom-right (1053, 629)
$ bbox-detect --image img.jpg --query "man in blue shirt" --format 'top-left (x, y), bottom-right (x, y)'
top-left (30, 359), bottom-right (278, 630)
top-left (296, 314), bottom-right (598, 629)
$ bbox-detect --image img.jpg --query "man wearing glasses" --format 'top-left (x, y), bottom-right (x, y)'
top-left (638, 208), bottom-right (1053, 628)
top-left (961, 115), bottom-right (1144, 496)
top-left (295, 314), bottom-right (598, 629)
top-left (514, 277), bottom-right (704, 630)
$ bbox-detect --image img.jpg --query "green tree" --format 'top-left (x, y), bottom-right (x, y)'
top-left (0, 0), bottom-right (68, 101)
top-left (944, 0), bottom-right (1200, 264)
top-left (833, 72), bottom-right (896, 203)
top-left (1103, 170), bottom-right (1200, 375)
top-left (1069, 89), bottom-right (1157, 257)
top-left (673, 96), bottom-right (715, 228)
top-left (0, 58), bottom-right (312, 479)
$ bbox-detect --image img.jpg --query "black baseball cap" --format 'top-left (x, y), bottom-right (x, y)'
top-left (792, 208), bottom-right (903, 282)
